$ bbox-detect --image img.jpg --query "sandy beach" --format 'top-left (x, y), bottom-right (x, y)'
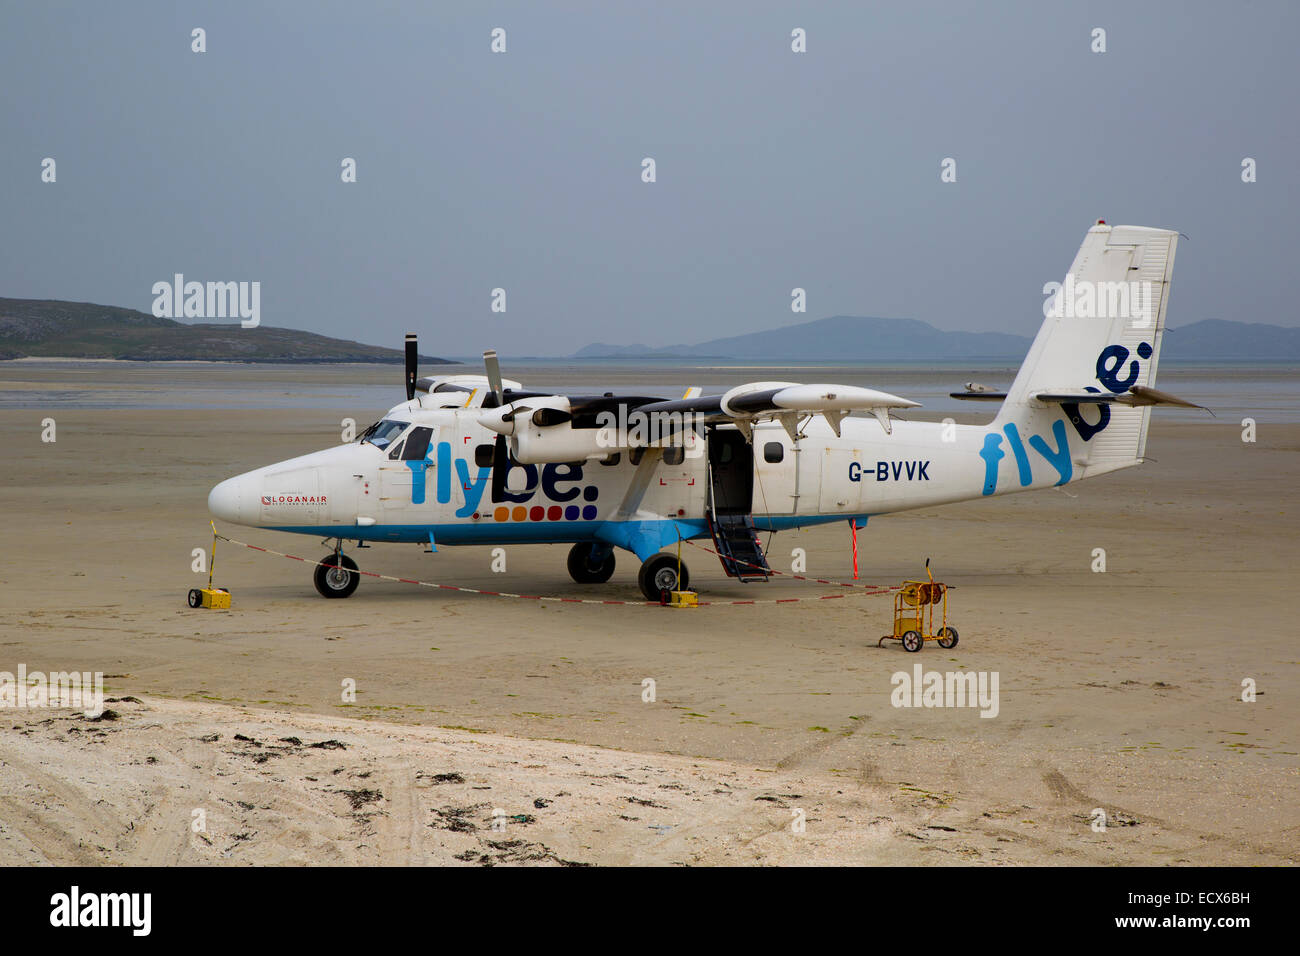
top-left (1, 395), bottom-right (1297, 865)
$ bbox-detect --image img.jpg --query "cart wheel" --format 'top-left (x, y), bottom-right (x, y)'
top-left (937, 626), bottom-right (959, 649)
top-left (187, 588), bottom-right (202, 608)
top-left (901, 630), bottom-right (923, 652)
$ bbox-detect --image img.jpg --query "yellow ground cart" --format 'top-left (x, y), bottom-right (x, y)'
top-left (188, 521), bottom-right (232, 609)
top-left (879, 560), bottom-right (958, 652)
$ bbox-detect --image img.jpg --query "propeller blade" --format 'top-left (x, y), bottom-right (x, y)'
top-left (489, 431), bottom-right (536, 498)
top-left (483, 349), bottom-right (503, 403)
top-left (491, 434), bottom-right (509, 502)
top-left (404, 333), bottom-right (418, 401)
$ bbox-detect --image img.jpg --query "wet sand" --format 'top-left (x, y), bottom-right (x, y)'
top-left (0, 391), bottom-right (1297, 865)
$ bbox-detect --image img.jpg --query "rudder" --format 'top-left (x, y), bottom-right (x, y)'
top-left (996, 221), bottom-right (1179, 477)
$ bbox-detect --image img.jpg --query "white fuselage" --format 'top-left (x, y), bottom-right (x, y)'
top-left (208, 399), bottom-right (1101, 561)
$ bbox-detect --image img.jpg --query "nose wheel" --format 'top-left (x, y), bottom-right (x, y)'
top-left (314, 552), bottom-right (360, 598)
top-left (638, 553), bottom-right (689, 602)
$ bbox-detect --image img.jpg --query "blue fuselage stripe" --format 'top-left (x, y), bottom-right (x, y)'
top-left (267, 513), bottom-right (871, 547)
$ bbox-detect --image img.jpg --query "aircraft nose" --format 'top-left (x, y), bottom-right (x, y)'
top-left (208, 476), bottom-right (246, 524)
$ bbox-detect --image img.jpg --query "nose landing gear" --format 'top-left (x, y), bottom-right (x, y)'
top-left (314, 549), bottom-right (360, 598)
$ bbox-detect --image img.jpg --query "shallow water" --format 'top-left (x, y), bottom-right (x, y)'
top-left (1, 359), bottom-right (1296, 423)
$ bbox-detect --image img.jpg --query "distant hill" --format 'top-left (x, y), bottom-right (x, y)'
top-left (1162, 319), bottom-right (1300, 361)
top-left (575, 316), bottom-right (1031, 361)
top-left (0, 298), bottom-right (456, 363)
top-left (574, 316), bottom-right (1300, 362)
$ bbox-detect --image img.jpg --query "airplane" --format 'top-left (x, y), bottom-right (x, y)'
top-left (208, 221), bottom-right (1201, 602)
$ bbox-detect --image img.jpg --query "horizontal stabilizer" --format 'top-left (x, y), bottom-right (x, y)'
top-left (1034, 385), bottom-right (1208, 412)
top-left (950, 390), bottom-right (1008, 402)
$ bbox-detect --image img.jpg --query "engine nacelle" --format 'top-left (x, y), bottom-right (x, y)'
top-left (479, 397), bottom-right (613, 464)
top-left (720, 381), bottom-right (800, 417)
top-left (511, 424), bottom-right (615, 464)
top-left (482, 395), bottom-right (704, 464)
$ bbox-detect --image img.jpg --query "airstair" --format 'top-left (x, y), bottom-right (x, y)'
top-left (706, 511), bottom-right (771, 582)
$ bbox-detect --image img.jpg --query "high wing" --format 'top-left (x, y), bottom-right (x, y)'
top-left (465, 349), bottom-right (921, 465)
top-left (634, 381), bottom-right (920, 438)
top-left (478, 379), bottom-right (920, 463)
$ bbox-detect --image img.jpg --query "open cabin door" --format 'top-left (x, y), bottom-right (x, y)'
top-left (707, 427), bottom-right (753, 514)
top-left (705, 426), bottom-right (771, 582)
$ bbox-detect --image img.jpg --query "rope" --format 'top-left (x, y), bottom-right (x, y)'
top-left (211, 529), bottom-right (898, 607)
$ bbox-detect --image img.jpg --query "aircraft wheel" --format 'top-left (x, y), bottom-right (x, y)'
top-left (187, 588), bottom-right (202, 608)
top-left (638, 554), bottom-right (689, 602)
top-left (314, 553), bottom-right (360, 599)
top-left (901, 630), bottom-right (924, 652)
top-left (567, 543), bottom-right (615, 584)
top-left (937, 626), bottom-right (959, 649)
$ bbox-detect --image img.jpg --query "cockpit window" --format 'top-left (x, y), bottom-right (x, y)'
top-left (361, 419), bottom-right (409, 450)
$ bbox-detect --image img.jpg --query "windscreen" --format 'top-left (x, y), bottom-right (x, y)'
top-left (360, 419), bottom-right (409, 450)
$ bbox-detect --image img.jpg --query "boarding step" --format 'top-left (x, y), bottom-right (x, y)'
top-left (707, 512), bottom-right (772, 582)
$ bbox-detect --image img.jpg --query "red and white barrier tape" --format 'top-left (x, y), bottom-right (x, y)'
top-left (679, 536), bottom-right (898, 593)
top-left (212, 531), bottom-right (898, 607)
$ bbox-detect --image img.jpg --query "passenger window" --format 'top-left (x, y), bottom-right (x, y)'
top-left (664, 445), bottom-right (685, 466)
top-left (600, 453), bottom-right (621, 466)
top-left (629, 447), bottom-right (645, 466)
top-left (764, 441), bottom-right (784, 464)
top-left (475, 444), bottom-right (495, 468)
top-left (402, 427), bottom-right (434, 461)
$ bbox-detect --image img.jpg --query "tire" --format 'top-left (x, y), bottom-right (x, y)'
top-left (901, 629), bottom-right (923, 652)
top-left (314, 553), bottom-right (360, 599)
top-left (567, 542), bottom-right (616, 584)
top-left (187, 588), bottom-right (202, 608)
top-left (937, 626), bottom-right (959, 649)
top-left (638, 553), bottom-right (689, 602)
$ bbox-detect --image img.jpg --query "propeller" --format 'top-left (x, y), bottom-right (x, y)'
top-left (404, 333), bottom-right (418, 401)
top-left (482, 349), bottom-right (532, 499)
top-left (483, 349), bottom-right (503, 404)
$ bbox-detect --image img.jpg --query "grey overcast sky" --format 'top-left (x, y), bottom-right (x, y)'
top-left (2, 0), bottom-right (1296, 356)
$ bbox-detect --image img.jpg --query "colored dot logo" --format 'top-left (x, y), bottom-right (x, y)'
top-left (493, 494), bottom-right (599, 521)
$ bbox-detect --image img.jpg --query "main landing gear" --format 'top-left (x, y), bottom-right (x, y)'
top-left (567, 543), bottom-right (691, 602)
top-left (314, 548), bottom-right (360, 599)
top-left (637, 553), bottom-right (689, 602)
top-left (567, 542), bottom-right (616, 584)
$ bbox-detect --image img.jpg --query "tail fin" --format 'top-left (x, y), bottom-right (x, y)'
top-left (996, 221), bottom-right (1179, 476)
